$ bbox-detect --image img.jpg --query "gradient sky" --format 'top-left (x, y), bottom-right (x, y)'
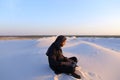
top-left (0, 0), bottom-right (120, 35)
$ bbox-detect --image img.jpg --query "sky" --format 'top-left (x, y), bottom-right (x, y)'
top-left (0, 0), bottom-right (120, 35)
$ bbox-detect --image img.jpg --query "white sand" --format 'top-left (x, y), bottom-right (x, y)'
top-left (0, 37), bottom-right (120, 80)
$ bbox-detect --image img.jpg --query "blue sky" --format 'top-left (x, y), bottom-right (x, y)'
top-left (0, 0), bottom-right (120, 35)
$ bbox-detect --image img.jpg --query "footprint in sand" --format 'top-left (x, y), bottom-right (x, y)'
top-left (87, 72), bottom-right (102, 80)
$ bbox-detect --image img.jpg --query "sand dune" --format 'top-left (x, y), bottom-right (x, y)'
top-left (0, 37), bottom-right (120, 80)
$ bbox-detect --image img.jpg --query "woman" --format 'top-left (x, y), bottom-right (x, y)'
top-left (46, 35), bottom-right (81, 79)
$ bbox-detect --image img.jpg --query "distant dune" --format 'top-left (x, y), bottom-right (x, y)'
top-left (0, 35), bottom-right (120, 40)
top-left (0, 37), bottom-right (38, 40)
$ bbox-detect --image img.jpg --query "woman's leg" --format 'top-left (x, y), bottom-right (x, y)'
top-left (58, 65), bottom-right (75, 74)
top-left (69, 57), bottom-right (78, 63)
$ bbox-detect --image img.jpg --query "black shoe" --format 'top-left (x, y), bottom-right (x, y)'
top-left (54, 71), bottom-right (61, 75)
top-left (71, 72), bottom-right (81, 79)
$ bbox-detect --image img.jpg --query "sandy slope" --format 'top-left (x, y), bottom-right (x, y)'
top-left (37, 37), bottom-right (120, 80)
top-left (0, 37), bottom-right (120, 80)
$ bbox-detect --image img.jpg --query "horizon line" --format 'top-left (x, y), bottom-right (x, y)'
top-left (0, 35), bottom-right (120, 37)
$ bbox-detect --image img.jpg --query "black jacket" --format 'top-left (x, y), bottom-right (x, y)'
top-left (46, 36), bottom-right (76, 74)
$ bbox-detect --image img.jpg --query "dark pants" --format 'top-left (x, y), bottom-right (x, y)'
top-left (55, 57), bottom-right (78, 74)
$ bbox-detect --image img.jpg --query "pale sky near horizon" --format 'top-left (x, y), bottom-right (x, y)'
top-left (0, 0), bottom-right (120, 35)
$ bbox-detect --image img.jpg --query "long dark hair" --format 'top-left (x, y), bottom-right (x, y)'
top-left (54, 35), bottom-right (67, 47)
top-left (46, 35), bottom-right (66, 56)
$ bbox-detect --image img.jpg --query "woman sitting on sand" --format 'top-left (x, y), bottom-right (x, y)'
top-left (46, 35), bottom-right (81, 79)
